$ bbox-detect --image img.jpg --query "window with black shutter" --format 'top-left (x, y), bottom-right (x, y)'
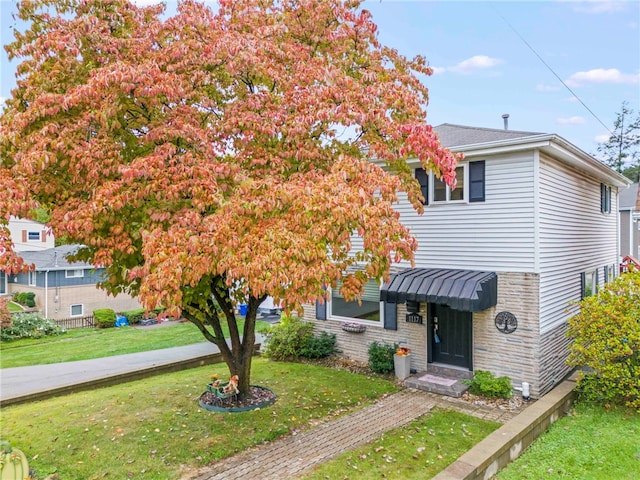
top-left (600, 183), bottom-right (611, 213)
top-left (415, 168), bottom-right (429, 205)
top-left (469, 161), bottom-right (485, 202)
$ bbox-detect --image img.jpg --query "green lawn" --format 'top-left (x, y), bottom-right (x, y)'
top-left (1, 359), bottom-right (399, 479)
top-left (497, 403), bottom-right (640, 479)
top-left (301, 408), bottom-right (499, 479)
top-left (7, 301), bottom-right (24, 313)
top-left (0, 320), bottom-right (271, 368)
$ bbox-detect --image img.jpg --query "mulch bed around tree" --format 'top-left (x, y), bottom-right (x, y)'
top-left (199, 386), bottom-right (277, 411)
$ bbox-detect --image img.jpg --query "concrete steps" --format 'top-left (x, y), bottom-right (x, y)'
top-left (404, 364), bottom-right (473, 398)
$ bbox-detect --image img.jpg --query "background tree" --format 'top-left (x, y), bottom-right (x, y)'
top-left (596, 101), bottom-right (640, 182)
top-left (0, 0), bottom-right (459, 397)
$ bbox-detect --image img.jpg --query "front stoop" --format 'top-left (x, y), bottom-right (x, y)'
top-left (405, 372), bottom-right (470, 398)
top-left (404, 364), bottom-right (473, 398)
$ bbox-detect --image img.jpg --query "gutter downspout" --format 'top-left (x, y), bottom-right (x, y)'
top-left (45, 270), bottom-right (49, 319)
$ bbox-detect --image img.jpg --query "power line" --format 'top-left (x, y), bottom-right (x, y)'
top-left (492, 6), bottom-right (614, 136)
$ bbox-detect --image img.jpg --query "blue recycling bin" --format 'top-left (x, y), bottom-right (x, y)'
top-left (238, 304), bottom-right (248, 316)
top-left (115, 315), bottom-right (129, 327)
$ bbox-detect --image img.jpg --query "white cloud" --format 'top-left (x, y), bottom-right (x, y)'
top-left (536, 83), bottom-right (561, 92)
top-left (450, 55), bottom-right (503, 74)
top-left (557, 0), bottom-right (629, 14)
top-left (565, 68), bottom-right (640, 87)
top-left (0, 97), bottom-right (7, 109)
top-left (557, 116), bottom-right (587, 125)
top-left (562, 1), bottom-right (626, 14)
top-left (565, 96), bottom-right (580, 103)
top-left (594, 133), bottom-right (611, 143)
top-left (432, 55), bottom-right (503, 75)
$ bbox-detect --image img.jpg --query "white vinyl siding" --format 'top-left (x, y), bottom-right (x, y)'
top-left (538, 153), bottom-right (619, 333)
top-left (395, 153), bottom-right (536, 272)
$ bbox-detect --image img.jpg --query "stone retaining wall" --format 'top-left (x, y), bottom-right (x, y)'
top-left (432, 375), bottom-right (577, 480)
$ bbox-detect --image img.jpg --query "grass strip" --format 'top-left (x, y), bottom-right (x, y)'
top-left (0, 320), bottom-right (270, 368)
top-left (1, 359), bottom-right (398, 479)
top-left (497, 403), bottom-right (640, 479)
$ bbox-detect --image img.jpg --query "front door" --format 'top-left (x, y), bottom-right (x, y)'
top-left (428, 304), bottom-right (472, 369)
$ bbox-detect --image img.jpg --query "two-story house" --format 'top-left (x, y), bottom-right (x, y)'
top-left (304, 123), bottom-right (629, 399)
top-left (2, 218), bottom-right (142, 320)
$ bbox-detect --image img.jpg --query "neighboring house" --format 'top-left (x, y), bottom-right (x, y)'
top-left (619, 183), bottom-right (639, 260)
top-left (2, 221), bottom-right (142, 320)
top-left (6, 216), bottom-right (55, 252)
top-left (1, 217), bottom-right (55, 297)
top-left (304, 123), bottom-right (629, 399)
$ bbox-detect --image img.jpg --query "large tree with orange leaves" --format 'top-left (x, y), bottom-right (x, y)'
top-left (0, 0), bottom-right (458, 396)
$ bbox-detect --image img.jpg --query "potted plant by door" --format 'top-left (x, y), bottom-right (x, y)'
top-left (394, 346), bottom-right (411, 379)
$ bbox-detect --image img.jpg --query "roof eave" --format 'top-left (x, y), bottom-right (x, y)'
top-left (447, 134), bottom-right (629, 188)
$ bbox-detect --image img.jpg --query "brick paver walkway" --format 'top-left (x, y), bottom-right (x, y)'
top-left (186, 389), bottom-right (522, 480)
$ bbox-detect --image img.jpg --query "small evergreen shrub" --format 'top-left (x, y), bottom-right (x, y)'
top-left (119, 308), bottom-right (146, 324)
top-left (93, 308), bottom-right (117, 329)
top-left (567, 268), bottom-right (640, 409)
top-left (0, 313), bottom-right (66, 341)
top-left (263, 316), bottom-right (338, 360)
top-left (300, 331), bottom-right (339, 359)
top-left (368, 341), bottom-right (397, 374)
top-left (464, 370), bottom-right (513, 399)
top-left (263, 315), bottom-right (314, 360)
top-left (13, 292), bottom-right (36, 308)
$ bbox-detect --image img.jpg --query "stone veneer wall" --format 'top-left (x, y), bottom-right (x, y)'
top-left (302, 302), bottom-right (429, 374)
top-left (472, 272), bottom-right (542, 398)
top-left (303, 272), bottom-right (568, 399)
top-left (538, 321), bottom-right (573, 395)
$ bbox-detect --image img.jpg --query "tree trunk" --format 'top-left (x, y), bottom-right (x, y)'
top-left (184, 278), bottom-right (266, 399)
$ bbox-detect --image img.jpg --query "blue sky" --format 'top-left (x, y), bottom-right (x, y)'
top-left (1, 0), bottom-right (639, 155)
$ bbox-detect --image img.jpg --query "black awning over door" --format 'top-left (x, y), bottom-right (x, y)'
top-left (380, 268), bottom-right (497, 312)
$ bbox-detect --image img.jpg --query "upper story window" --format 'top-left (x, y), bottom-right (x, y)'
top-left (415, 161), bottom-right (485, 205)
top-left (21, 229), bottom-right (46, 243)
top-left (65, 269), bottom-right (84, 278)
top-left (600, 183), bottom-right (612, 213)
top-left (329, 278), bottom-right (381, 324)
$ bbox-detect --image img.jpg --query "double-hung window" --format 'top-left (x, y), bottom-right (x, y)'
top-left (581, 269), bottom-right (598, 299)
top-left (600, 183), bottom-right (612, 213)
top-left (415, 161), bottom-right (485, 205)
